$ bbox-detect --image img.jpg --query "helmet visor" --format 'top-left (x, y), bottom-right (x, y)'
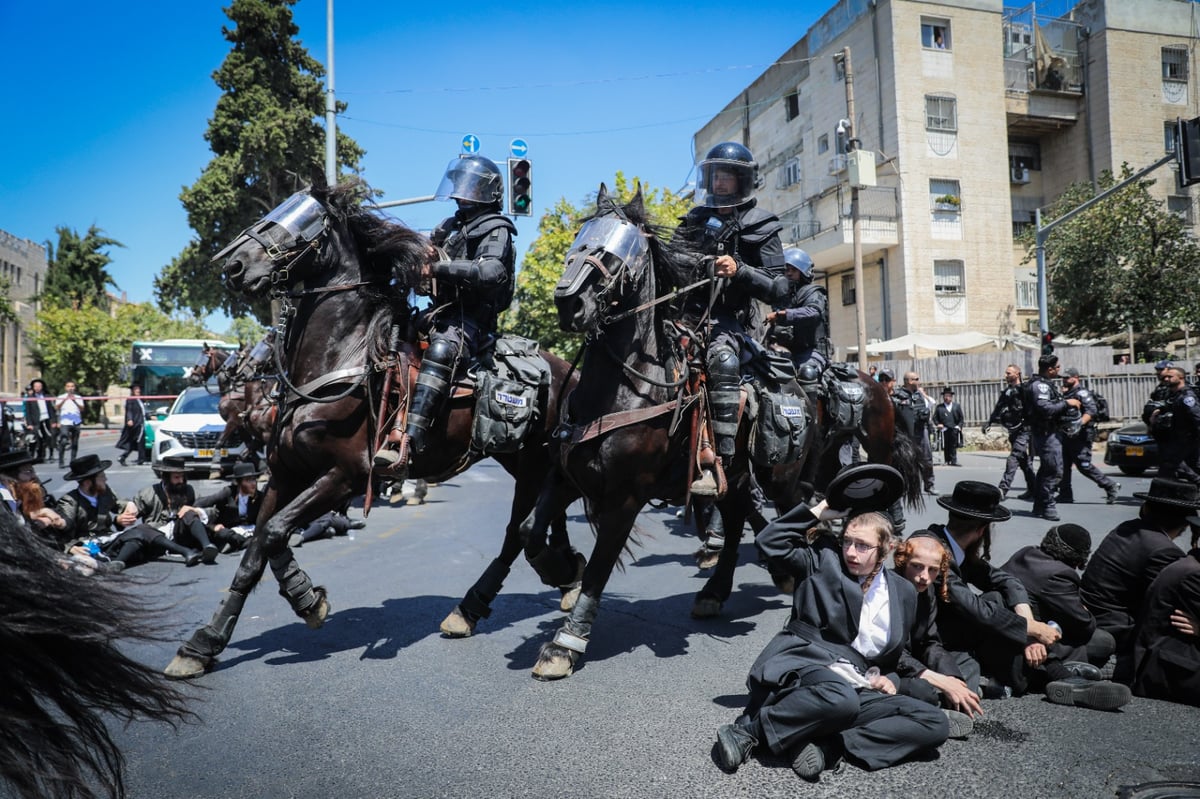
top-left (570, 217), bottom-right (647, 268)
top-left (435, 157), bottom-right (502, 203)
top-left (262, 191), bottom-right (327, 242)
top-left (695, 158), bottom-right (755, 209)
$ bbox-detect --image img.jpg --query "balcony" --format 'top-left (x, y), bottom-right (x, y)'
top-left (779, 186), bottom-right (899, 266)
top-left (1003, 8), bottom-right (1083, 135)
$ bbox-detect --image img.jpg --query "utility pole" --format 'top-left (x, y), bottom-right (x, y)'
top-left (324, 0), bottom-right (337, 186)
top-left (837, 47), bottom-right (868, 371)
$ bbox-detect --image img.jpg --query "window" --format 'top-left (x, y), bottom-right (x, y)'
top-left (1009, 142), bottom-right (1041, 171)
top-left (921, 18), bottom-right (952, 50)
top-left (818, 134), bottom-right (830, 154)
top-left (1169, 195), bottom-right (1193, 224)
top-left (1166, 120), bottom-right (1180, 154)
top-left (930, 179), bottom-right (962, 212)
top-left (785, 90), bottom-right (800, 121)
top-left (841, 273), bottom-right (856, 306)
top-left (925, 95), bottom-right (957, 132)
top-left (1016, 280), bottom-right (1038, 310)
top-left (778, 157), bottom-right (802, 188)
top-left (1163, 46), bottom-right (1189, 82)
top-left (934, 260), bottom-right (965, 295)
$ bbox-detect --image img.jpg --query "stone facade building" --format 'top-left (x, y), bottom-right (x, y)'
top-left (0, 230), bottom-right (48, 395)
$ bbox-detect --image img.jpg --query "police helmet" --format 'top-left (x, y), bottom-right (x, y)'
top-left (695, 142), bottom-right (761, 209)
top-left (434, 155), bottom-right (504, 205)
top-left (782, 247), bottom-right (815, 282)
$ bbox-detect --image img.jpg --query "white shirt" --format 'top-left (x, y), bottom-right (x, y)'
top-left (58, 393), bottom-right (84, 425)
top-left (851, 571), bottom-right (891, 659)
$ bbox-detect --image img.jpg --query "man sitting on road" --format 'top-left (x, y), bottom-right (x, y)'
top-left (1001, 524), bottom-right (1130, 710)
top-left (191, 461), bottom-right (265, 554)
top-left (119, 457), bottom-right (221, 565)
top-left (1130, 530), bottom-right (1200, 706)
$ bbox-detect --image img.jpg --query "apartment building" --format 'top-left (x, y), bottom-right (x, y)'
top-left (0, 230), bottom-right (48, 394)
top-left (694, 0), bottom-right (1200, 357)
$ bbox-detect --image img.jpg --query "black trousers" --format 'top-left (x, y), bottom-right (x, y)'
top-left (999, 426), bottom-right (1037, 493)
top-left (57, 424), bottom-right (80, 465)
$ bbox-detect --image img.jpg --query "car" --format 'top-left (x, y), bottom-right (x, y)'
top-left (151, 385), bottom-right (241, 474)
top-left (1104, 420), bottom-right (1159, 476)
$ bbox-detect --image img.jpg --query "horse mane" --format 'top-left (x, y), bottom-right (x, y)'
top-left (311, 180), bottom-right (431, 361)
top-left (0, 514), bottom-right (194, 799)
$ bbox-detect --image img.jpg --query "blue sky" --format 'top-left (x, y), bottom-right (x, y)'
top-left (2, 0), bottom-right (821, 329)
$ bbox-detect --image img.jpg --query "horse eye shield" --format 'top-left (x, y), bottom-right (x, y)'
top-left (212, 191), bottom-right (327, 263)
top-left (556, 217), bottom-right (648, 296)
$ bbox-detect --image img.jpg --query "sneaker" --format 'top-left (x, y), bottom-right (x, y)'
top-left (1045, 678), bottom-right (1131, 710)
top-left (1105, 482), bottom-right (1121, 504)
top-left (714, 723), bottom-right (757, 772)
top-left (943, 708), bottom-right (974, 739)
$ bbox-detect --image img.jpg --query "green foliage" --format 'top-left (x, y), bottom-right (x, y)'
top-left (1021, 164), bottom-right (1200, 340)
top-left (156, 0), bottom-right (368, 323)
top-left (28, 302), bottom-right (219, 394)
top-left (501, 172), bottom-right (692, 358)
top-left (224, 316), bottom-right (267, 346)
top-left (42, 225), bottom-right (123, 311)
top-left (0, 277), bottom-right (17, 325)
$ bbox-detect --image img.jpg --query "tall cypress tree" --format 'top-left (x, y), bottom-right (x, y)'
top-left (156, 0), bottom-right (366, 321)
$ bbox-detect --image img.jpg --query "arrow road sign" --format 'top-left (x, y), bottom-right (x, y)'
top-left (462, 134), bottom-right (480, 154)
top-left (510, 138), bottom-right (528, 157)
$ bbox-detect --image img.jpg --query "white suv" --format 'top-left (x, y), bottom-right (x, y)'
top-left (151, 385), bottom-right (243, 474)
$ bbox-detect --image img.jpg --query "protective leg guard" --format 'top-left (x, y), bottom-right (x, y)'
top-left (710, 389), bottom-right (741, 459)
top-left (526, 545), bottom-right (579, 589)
top-left (555, 592), bottom-right (601, 652)
top-left (177, 590), bottom-right (248, 661)
top-left (404, 366), bottom-right (452, 454)
top-left (270, 551), bottom-right (323, 617)
top-left (459, 558), bottom-right (511, 621)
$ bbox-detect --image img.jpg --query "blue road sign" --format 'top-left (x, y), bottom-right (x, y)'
top-left (462, 134), bottom-right (480, 154)
top-left (510, 138), bottom-right (528, 157)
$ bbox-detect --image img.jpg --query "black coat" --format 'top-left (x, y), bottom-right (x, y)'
top-left (115, 396), bottom-right (147, 453)
top-left (1001, 545), bottom-right (1095, 647)
top-left (895, 584), bottom-right (964, 680)
top-left (24, 392), bottom-right (57, 428)
top-left (932, 401), bottom-right (963, 430)
top-left (1131, 550), bottom-right (1200, 705)
top-left (925, 525), bottom-right (1030, 649)
top-left (194, 484), bottom-right (264, 529)
top-left (1079, 519), bottom-right (1185, 651)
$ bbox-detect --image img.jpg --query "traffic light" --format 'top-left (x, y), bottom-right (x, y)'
top-left (1041, 330), bottom-right (1055, 356)
top-left (1176, 116), bottom-right (1200, 186)
top-left (507, 158), bottom-right (532, 216)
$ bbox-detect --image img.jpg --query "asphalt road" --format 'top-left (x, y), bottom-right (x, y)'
top-left (37, 434), bottom-right (1200, 798)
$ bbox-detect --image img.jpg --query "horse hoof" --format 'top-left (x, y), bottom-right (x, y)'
top-left (691, 596), bottom-right (723, 618)
top-left (559, 584), bottom-right (581, 613)
top-left (693, 548), bottom-right (720, 570)
top-left (531, 643), bottom-right (576, 681)
top-left (405, 496), bottom-right (425, 506)
top-left (302, 593), bottom-right (330, 630)
top-left (164, 653), bottom-right (210, 680)
top-left (440, 607), bottom-right (476, 638)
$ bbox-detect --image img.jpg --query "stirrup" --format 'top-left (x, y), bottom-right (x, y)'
top-left (373, 447), bottom-right (409, 479)
top-left (690, 467), bottom-right (719, 497)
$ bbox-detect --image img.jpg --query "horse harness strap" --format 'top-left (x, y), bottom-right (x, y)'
top-left (288, 365), bottom-right (369, 399)
top-left (558, 396), bottom-right (682, 446)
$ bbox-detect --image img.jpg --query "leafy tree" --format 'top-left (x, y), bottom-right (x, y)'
top-left (502, 172), bottom-right (692, 358)
top-left (156, 0), bottom-right (367, 323)
top-left (224, 316), bottom-right (267, 346)
top-left (42, 225), bottom-right (123, 310)
top-left (1023, 165), bottom-right (1200, 342)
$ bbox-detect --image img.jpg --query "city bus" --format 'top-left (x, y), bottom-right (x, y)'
top-left (127, 339), bottom-right (240, 398)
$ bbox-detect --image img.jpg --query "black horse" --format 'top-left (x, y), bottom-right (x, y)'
top-left (519, 185), bottom-right (921, 679)
top-left (0, 514), bottom-right (193, 799)
top-left (165, 181), bottom-right (582, 679)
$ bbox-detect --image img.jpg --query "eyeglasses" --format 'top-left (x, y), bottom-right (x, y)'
top-left (841, 537), bottom-right (878, 555)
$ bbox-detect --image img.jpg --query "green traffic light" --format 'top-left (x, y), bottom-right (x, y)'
top-left (514, 195), bottom-right (531, 212)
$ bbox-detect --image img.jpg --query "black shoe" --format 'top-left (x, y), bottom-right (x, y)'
top-left (118, 456), bottom-right (128, 466)
top-left (1057, 495), bottom-right (1074, 504)
top-left (1045, 678), bottom-right (1131, 710)
top-left (184, 550), bottom-right (203, 567)
top-left (348, 519), bottom-right (367, 530)
top-left (1017, 491), bottom-right (1035, 501)
top-left (979, 676), bottom-right (1013, 699)
top-left (790, 739), bottom-right (840, 780)
top-left (1106, 482), bottom-right (1120, 504)
top-left (1061, 661), bottom-right (1102, 681)
top-left (201, 544), bottom-right (219, 564)
top-left (714, 723), bottom-right (757, 772)
top-left (999, 487), bottom-right (1009, 500)
top-left (1042, 509), bottom-right (1060, 521)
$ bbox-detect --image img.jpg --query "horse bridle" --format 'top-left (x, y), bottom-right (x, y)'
top-left (214, 190), bottom-right (330, 287)
top-left (557, 215), bottom-right (651, 328)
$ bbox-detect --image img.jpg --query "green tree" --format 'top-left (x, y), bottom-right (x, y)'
top-left (156, 0), bottom-right (367, 323)
top-left (502, 172), bottom-right (692, 358)
top-left (224, 316), bottom-right (267, 345)
top-left (42, 225), bottom-right (123, 310)
top-left (1023, 165), bottom-right (1200, 342)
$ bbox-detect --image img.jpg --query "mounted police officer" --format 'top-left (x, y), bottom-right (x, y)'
top-left (1148, 364), bottom-right (1200, 484)
top-left (375, 155), bottom-right (517, 472)
top-left (984, 364), bottom-right (1037, 500)
top-left (1025, 354), bottom-right (1082, 521)
top-left (765, 247), bottom-right (829, 388)
top-left (1059, 367), bottom-right (1119, 505)
top-left (675, 142), bottom-right (787, 494)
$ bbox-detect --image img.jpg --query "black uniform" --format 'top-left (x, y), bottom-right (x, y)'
top-left (893, 387), bottom-right (934, 493)
top-left (1060, 382), bottom-right (1118, 501)
top-left (987, 383), bottom-right (1037, 496)
top-left (1155, 386), bottom-right (1200, 483)
top-left (1025, 374), bottom-right (1070, 517)
top-left (770, 280), bottom-right (829, 380)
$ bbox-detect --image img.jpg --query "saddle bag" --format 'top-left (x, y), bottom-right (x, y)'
top-left (470, 335), bottom-right (549, 455)
top-left (822, 363), bottom-right (866, 435)
top-left (748, 382), bottom-right (808, 467)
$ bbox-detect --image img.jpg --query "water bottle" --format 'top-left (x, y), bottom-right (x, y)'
top-left (1047, 620), bottom-right (1062, 636)
top-left (83, 540), bottom-right (101, 557)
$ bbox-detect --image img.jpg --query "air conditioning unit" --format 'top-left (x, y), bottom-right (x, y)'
top-left (828, 154), bottom-right (847, 175)
top-left (1025, 318), bottom-right (1039, 334)
top-left (1011, 167), bottom-right (1031, 184)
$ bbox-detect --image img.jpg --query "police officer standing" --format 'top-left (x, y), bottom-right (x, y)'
top-left (1149, 365), bottom-right (1200, 483)
top-left (1026, 354), bottom-right (1082, 521)
top-left (676, 142), bottom-right (786, 494)
top-left (983, 364), bottom-right (1037, 501)
top-left (893, 372), bottom-right (935, 494)
top-left (1059, 367), bottom-right (1120, 505)
top-left (375, 155), bottom-right (516, 472)
top-left (764, 247), bottom-right (829, 387)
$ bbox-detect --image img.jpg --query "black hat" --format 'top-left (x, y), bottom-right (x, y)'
top-left (825, 464), bottom-right (906, 513)
top-left (1134, 479), bottom-right (1200, 524)
top-left (0, 449), bottom-right (36, 473)
top-left (63, 454), bottom-right (112, 482)
top-left (941, 387), bottom-right (954, 395)
top-left (877, 369), bottom-right (895, 382)
top-left (153, 456), bottom-right (189, 475)
top-left (229, 461), bottom-right (264, 479)
top-left (1063, 367), bottom-right (1081, 378)
top-left (1040, 523), bottom-right (1091, 569)
top-left (937, 480), bottom-right (1012, 522)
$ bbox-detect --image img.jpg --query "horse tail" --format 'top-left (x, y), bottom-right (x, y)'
top-left (890, 431), bottom-right (926, 511)
top-left (0, 515), bottom-right (195, 799)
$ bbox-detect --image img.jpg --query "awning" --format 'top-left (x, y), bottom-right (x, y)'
top-left (845, 331), bottom-right (1100, 357)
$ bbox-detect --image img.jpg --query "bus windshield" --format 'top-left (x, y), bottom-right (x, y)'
top-left (129, 339), bottom-right (238, 398)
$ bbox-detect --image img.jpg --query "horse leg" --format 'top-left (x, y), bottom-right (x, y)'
top-left (692, 490), bottom-right (750, 618)
top-left (519, 469), bottom-right (584, 608)
top-left (532, 498), bottom-right (638, 681)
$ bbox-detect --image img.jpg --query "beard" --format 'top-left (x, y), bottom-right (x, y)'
top-left (165, 483), bottom-right (190, 507)
top-left (13, 479), bottom-right (44, 514)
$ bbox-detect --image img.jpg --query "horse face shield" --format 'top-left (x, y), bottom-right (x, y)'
top-left (555, 217), bottom-right (648, 331)
top-left (214, 191), bottom-right (329, 290)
